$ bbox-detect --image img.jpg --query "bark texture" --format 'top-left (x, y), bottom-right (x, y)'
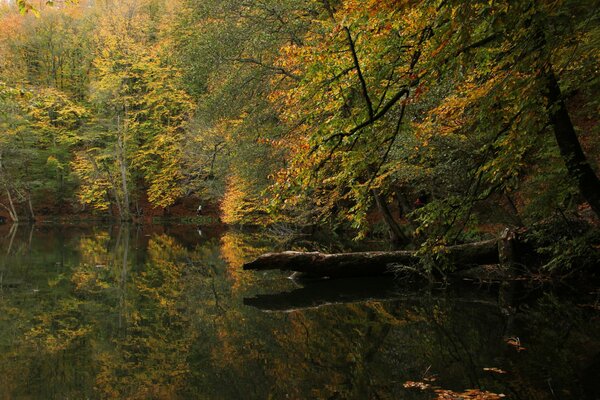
top-left (546, 69), bottom-right (600, 218)
top-left (243, 239), bottom-right (499, 278)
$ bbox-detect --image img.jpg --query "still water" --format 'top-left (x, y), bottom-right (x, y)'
top-left (0, 224), bottom-right (598, 400)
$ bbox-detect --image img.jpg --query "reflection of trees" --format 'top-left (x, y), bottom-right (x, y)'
top-left (189, 232), bottom-right (424, 400)
top-left (192, 278), bottom-right (600, 400)
top-left (92, 232), bottom-right (198, 399)
top-left (0, 225), bottom-right (202, 399)
top-left (219, 230), bottom-right (274, 292)
top-left (0, 225), bottom-right (97, 399)
top-left (0, 226), bottom-right (598, 399)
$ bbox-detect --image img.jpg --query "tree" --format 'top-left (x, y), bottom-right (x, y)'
top-left (266, 0), bottom-right (439, 240)
top-left (73, 0), bottom-right (193, 220)
top-left (0, 2), bottom-right (95, 217)
top-left (0, 83), bottom-right (31, 221)
top-left (261, 0), bottom-right (599, 249)
top-left (171, 0), bottom-right (317, 224)
top-left (408, 0), bottom-right (600, 241)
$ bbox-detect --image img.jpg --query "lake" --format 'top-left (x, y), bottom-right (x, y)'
top-left (0, 224), bottom-right (598, 399)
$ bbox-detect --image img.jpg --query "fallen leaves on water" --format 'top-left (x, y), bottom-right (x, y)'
top-left (483, 367), bottom-right (508, 374)
top-left (403, 381), bottom-right (431, 390)
top-left (434, 388), bottom-right (506, 399)
top-left (404, 381), bottom-right (506, 399)
top-left (505, 336), bottom-right (527, 351)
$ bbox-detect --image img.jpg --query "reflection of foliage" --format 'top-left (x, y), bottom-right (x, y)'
top-left (77, 230), bottom-right (111, 267)
top-left (137, 235), bottom-right (186, 309)
top-left (26, 298), bottom-right (92, 352)
top-left (0, 226), bottom-right (202, 399)
top-left (220, 230), bottom-right (273, 291)
top-left (0, 226), bottom-right (599, 399)
top-left (71, 268), bottom-right (111, 293)
top-left (94, 233), bottom-right (196, 399)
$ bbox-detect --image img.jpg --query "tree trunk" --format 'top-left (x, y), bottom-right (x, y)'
top-left (498, 227), bottom-right (517, 282)
top-left (373, 191), bottom-right (409, 246)
top-left (117, 118), bottom-right (131, 221)
top-left (545, 68), bottom-right (600, 218)
top-left (243, 238), bottom-right (499, 279)
top-left (0, 152), bottom-right (17, 223)
top-left (6, 189), bottom-right (18, 223)
top-left (394, 187), bottom-right (414, 223)
top-left (87, 153), bottom-right (123, 218)
top-left (27, 192), bottom-right (35, 222)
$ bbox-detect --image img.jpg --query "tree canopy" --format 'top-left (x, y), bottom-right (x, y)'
top-left (0, 0), bottom-right (598, 269)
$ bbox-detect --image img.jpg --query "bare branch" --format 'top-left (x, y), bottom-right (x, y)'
top-left (321, 87), bottom-right (409, 145)
top-left (231, 57), bottom-right (301, 81)
top-left (344, 27), bottom-right (374, 119)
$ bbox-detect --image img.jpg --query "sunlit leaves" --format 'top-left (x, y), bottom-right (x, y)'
top-left (27, 87), bottom-right (88, 146)
top-left (71, 150), bottom-right (113, 211)
top-left (16, 0), bottom-right (79, 16)
top-left (264, 1), bottom-right (435, 235)
top-left (78, 1), bottom-right (194, 213)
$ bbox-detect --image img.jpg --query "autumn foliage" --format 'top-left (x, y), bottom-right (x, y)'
top-left (0, 0), bottom-right (598, 267)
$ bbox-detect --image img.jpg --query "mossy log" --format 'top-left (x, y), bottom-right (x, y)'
top-left (243, 238), bottom-right (500, 279)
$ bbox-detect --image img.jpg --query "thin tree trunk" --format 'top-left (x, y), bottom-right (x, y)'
top-left (545, 68), bottom-right (600, 218)
top-left (394, 186), bottom-right (417, 230)
top-left (6, 189), bottom-right (18, 223)
top-left (87, 153), bottom-right (123, 218)
top-left (505, 194), bottom-right (524, 227)
top-left (6, 223), bottom-right (17, 255)
top-left (0, 152), bottom-right (17, 222)
top-left (393, 187), bottom-right (412, 219)
top-left (27, 193), bottom-right (35, 222)
top-left (118, 224), bottom-right (129, 330)
top-left (0, 202), bottom-right (17, 223)
top-left (117, 116), bottom-right (131, 221)
top-left (27, 223), bottom-right (34, 253)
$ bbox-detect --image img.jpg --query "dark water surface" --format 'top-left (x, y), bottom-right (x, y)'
top-left (0, 224), bottom-right (598, 399)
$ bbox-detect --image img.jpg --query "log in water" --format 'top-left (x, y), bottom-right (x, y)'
top-left (243, 238), bottom-right (500, 278)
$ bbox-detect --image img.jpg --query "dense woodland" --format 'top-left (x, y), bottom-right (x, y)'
top-left (0, 0), bottom-right (598, 271)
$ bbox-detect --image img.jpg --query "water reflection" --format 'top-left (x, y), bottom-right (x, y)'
top-left (0, 224), bottom-right (597, 399)
top-left (244, 277), bottom-right (404, 312)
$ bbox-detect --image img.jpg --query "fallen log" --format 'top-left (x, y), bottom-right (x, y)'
top-left (243, 238), bottom-right (500, 279)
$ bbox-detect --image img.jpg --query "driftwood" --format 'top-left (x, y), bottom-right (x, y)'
top-left (243, 237), bottom-right (502, 279)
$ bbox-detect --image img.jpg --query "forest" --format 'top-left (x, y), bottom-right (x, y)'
top-left (0, 0), bottom-right (598, 274)
top-left (1, 1), bottom-right (600, 399)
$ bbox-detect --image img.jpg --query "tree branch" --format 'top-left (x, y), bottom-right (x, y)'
top-left (320, 87), bottom-right (409, 146)
top-left (344, 27), bottom-right (374, 119)
top-left (231, 57), bottom-right (301, 81)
